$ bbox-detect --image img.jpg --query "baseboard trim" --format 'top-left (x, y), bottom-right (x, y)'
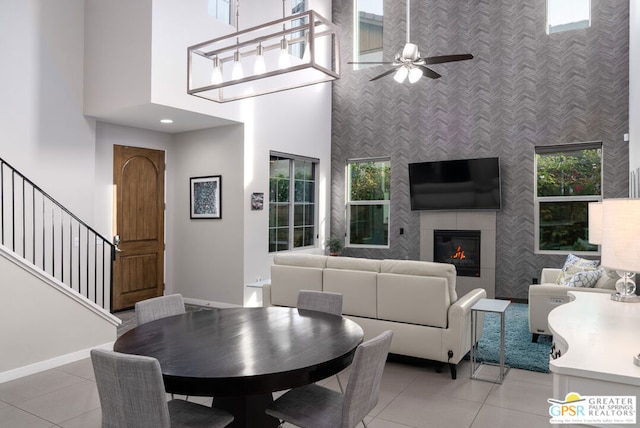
top-left (183, 297), bottom-right (241, 308)
top-left (0, 342), bottom-right (114, 384)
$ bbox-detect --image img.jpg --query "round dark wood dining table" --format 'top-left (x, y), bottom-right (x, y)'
top-left (113, 306), bottom-right (364, 428)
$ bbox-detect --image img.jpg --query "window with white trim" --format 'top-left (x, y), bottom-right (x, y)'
top-left (269, 153), bottom-right (318, 252)
top-left (354, 0), bottom-right (384, 69)
top-left (535, 143), bottom-right (602, 254)
top-left (347, 158), bottom-right (390, 247)
top-left (546, 0), bottom-right (590, 34)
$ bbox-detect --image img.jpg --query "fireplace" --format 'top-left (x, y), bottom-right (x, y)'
top-left (433, 230), bottom-right (481, 277)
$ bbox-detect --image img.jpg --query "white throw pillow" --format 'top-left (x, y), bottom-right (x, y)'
top-left (565, 269), bottom-right (602, 288)
top-left (555, 253), bottom-right (599, 285)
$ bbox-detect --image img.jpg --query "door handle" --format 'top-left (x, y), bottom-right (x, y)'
top-left (114, 235), bottom-right (123, 253)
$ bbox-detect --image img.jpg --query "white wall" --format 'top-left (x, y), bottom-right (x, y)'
top-left (0, 248), bottom-right (118, 377)
top-left (171, 126), bottom-right (245, 304)
top-left (150, 0), bottom-right (242, 122)
top-left (630, 0), bottom-right (640, 173)
top-left (0, 0), bottom-right (96, 221)
top-left (84, 0), bottom-right (152, 117)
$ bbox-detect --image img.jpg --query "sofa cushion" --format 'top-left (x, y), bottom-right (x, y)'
top-left (325, 256), bottom-right (381, 272)
top-left (323, 269), bottom-right (377, 318)
top-left (377, 273), bottom-right (450, 328)
top-left (380, 259), bottom-right (457, 302)
top-left (555, 253), bottom-right (599, 285)
top-left (594, 266), bottom-right (619, 290)
top-left (273, 253), bottom-right (328, 268)
top-left (271, 265), bottom-right (323, 307)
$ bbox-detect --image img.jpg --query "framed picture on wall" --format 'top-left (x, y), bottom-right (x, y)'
top-left (190, 175), bottom-right (222, 219)
top-left (251, 192), bottom-right (264, 210)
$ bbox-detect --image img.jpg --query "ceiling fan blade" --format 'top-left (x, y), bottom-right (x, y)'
top-left (347, 61), bottom-right (395, 65)
top-left (423, 54), bottom-right (474, 65)
top-left (418, 66), bottom-right (441, 79)
top-left (369, 68), bottom-right (399, 82)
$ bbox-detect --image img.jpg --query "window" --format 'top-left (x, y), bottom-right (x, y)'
top-left (546, 0), bottom-right (590, 34)
top-left (208, 0), bottom-right (234, 26)
top-left (535, 143), bottom-right (602, 254)
top-left (354, 0), bottom-right (384, 69)
top-left (290, 0), bottom-right (307, 59)
top-left (347, 159), bottom-right (390, 247)
top-left (269, 153), bottom-right (318, 252)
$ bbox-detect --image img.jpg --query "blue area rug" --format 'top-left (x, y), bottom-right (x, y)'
top-left (474, 303), bottom-right (551, 373)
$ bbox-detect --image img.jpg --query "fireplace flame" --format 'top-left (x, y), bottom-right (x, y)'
top-left (451, 246), bottom-right (466, 260)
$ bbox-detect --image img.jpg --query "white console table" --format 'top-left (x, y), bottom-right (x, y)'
top-left (548, 292), bottom-right (640, 427)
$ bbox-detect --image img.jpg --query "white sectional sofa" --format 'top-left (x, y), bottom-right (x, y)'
top-left (528, 267), bottom-right (618, 341)
top-left (262, 253), bottom-right (487, 379)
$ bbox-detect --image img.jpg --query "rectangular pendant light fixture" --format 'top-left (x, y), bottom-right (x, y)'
top-left (187, 10), bottom-right (340, 103)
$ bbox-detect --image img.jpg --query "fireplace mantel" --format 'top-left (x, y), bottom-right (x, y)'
top-left (419, 211), bottom-right (496, 298)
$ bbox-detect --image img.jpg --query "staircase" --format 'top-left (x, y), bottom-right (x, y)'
top-left (0, 157), bottom-right (116, 311)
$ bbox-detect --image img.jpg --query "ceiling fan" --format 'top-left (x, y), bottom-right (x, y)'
top-left (348, 0), bottom-right (473, 83)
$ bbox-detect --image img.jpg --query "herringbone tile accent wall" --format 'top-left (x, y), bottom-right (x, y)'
top-left (331, 0), bottom-right (629, 299)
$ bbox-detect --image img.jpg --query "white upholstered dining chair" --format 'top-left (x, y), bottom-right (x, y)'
top-left (266, 330), bottom-right (393, 428)
top-left (90, 349), bottom-right (233, 428)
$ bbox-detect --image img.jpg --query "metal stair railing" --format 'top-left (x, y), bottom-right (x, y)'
top-left (0, 157), bottom-right (115, 311)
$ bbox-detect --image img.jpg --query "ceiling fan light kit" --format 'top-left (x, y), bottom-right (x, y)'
top-left (349, 0), bottom-right (473, 83)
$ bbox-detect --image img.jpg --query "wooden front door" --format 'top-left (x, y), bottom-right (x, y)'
top-left (112, 145), bottom-right (165, 311)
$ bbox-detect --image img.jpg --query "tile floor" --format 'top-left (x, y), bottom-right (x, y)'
top-left (0, 309), bottom-right (554, 428)
top-left (0, 358), bottom-right (553, 427)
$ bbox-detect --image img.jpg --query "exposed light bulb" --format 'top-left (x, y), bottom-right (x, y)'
top-left (279, 38), bottom-right (291, 69)
top-left (211, 56), bottom-right (223, 84)
top-left (408, 66), bottom-right (423, 84)
top-left (393, 66), bottom-right (409, 83)
top-left (232, 50), bottom-right (244, 80)
top-left (254, 44), bottom-right (266, 75)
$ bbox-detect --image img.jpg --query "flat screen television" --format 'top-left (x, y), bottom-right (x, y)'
top-left (408, 157), bottom-right (502, 211)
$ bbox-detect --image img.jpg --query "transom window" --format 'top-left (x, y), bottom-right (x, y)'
top-left (354, 0), bottom-right (384, 69)
top-left (208, 0), bottom-right (234, 26)
top-left (347, 158), bottom-right (390, 247)
top-left (269, 153), bottom-right (318, 252)
top-left (535, 143), bottom-right (602, 254)
top-left (546, 0), bottom-right (590, 34)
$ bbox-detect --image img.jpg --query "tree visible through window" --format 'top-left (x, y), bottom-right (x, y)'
top-left (269, 154), bottom-right (317, 252)
top-left (347, 159), bottom-right (390, 247)
top-left (535, 143), bottom-right (602, 253)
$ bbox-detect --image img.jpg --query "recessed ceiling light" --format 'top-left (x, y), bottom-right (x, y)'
top-left (160, 119), bottom-right (173, 124)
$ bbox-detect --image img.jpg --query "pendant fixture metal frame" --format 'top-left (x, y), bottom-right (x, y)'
top-left (188, 10), bottom-right (340, 103)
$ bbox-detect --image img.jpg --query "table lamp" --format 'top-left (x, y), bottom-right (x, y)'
top-left (587, 201), bottom-right (602, 245)
top-left (601, 199), bottom-right (640, 303)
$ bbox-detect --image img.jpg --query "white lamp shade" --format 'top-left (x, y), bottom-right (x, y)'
top-left (232, 54), bottom-right (244, 80)
top-left (601, 199), bottom-right (640, 272)
top-left (588, 201), bottom-right (602, 245)
top-left (393, 66), bottom-right (409, 83)
top-left (408, 67), bottom-right (423, 83)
